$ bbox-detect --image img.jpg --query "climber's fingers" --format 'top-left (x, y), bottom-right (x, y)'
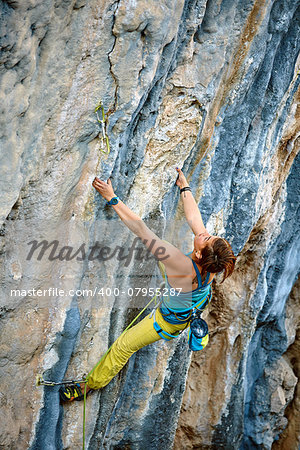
top-left (92, 178), bottom-right (105, 190)
top-left (93, 176), bottom-right (104, 184)
top-left (92, 177), bottom-right (115, 201)
top-left (93, 176), bottom-right (112, 184)
top-left (175, 167), bottom-right (187, 188)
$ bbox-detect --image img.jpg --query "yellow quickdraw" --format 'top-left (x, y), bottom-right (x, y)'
top-left (94, 102), bottom-right (110, 155)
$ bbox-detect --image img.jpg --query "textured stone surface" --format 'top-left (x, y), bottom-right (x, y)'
top-left (0, 0), bottom-right (299, 449)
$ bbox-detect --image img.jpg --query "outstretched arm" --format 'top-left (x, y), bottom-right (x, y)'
top-left (92, 177), bottom-right (190, 274)
top-left (175, 168), bottom-right (207, 235)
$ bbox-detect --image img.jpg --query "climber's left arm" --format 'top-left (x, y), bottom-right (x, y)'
top-left (175, 168), bottom-right (207, 235)
top-left (92, 177), bottom-right (187, 267)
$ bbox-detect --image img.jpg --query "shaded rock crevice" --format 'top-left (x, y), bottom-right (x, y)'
top-left (30, 305), bottom-right (81, 450)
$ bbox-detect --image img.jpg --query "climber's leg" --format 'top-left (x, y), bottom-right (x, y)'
top-left (87, 313), bottom-right (159, 390)
top-left (87, 308), bottom-right (186, 390)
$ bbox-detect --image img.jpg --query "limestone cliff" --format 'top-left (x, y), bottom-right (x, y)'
top-left (0, 0), bottom-right (299, 449)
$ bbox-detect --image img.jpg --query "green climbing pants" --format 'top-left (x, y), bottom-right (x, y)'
top-left (87, 307), bottom-right (187, 390)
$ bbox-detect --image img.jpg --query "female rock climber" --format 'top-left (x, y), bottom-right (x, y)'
top-left (59, 168), bottom-right (236, 402)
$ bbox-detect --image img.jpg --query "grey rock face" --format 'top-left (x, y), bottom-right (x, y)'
top-left (0, 0), bottom-right (299, 449)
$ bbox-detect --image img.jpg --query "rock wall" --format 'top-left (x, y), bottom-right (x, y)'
top-left (0, 0), bottom-right (299, 449)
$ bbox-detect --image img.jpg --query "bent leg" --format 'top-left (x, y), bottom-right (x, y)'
top-left (87, 308), bottom-right (188, 390)
top-left (87, 313), bottom-right (161, 390)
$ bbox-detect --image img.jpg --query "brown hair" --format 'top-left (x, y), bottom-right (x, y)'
top-left (198, 238), bottom-right (236, 282)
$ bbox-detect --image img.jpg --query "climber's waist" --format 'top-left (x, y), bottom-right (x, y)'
top-left (159, 289), bottom-right (212, 324)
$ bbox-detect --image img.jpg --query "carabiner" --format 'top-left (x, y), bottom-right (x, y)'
top-left (94, 102), bottom-right (110, 154)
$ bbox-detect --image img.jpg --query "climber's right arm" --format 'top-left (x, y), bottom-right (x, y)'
top-left (92, 176), bottom-right (190, 272)
top-left (175, 168), bottom-right (207, 235)
top-left (106, 199), bottom-right (188, 271)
